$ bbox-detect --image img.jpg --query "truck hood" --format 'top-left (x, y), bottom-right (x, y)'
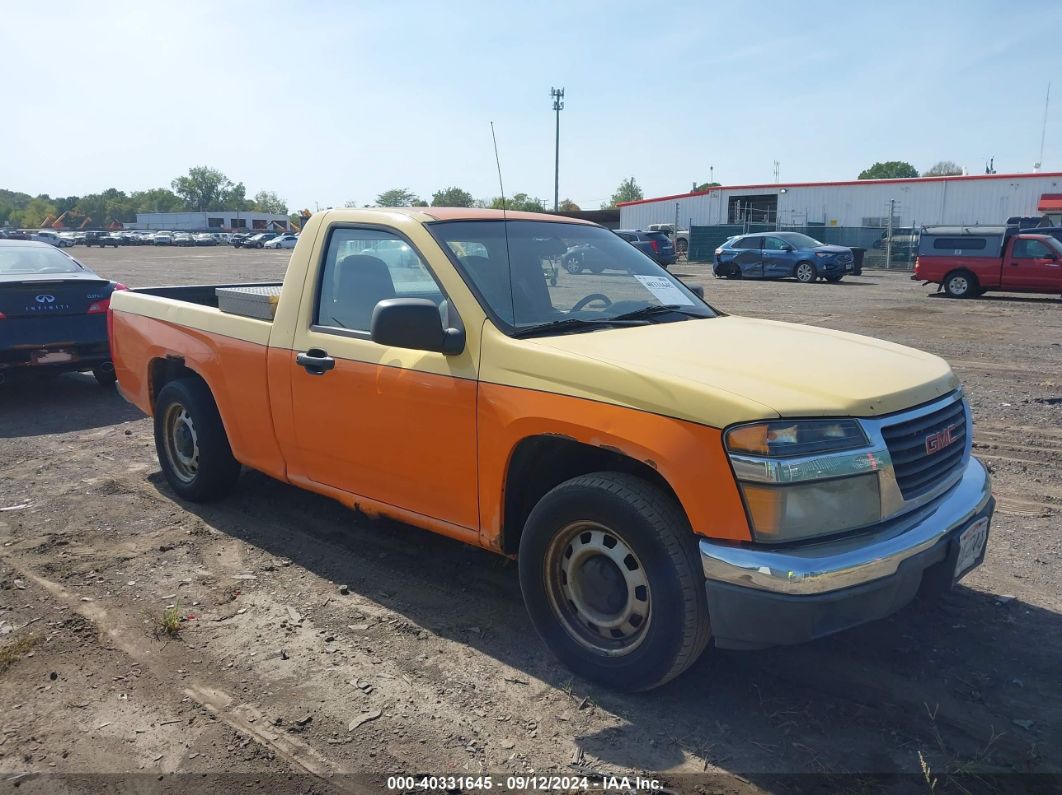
top-left (527, 315), bottom-right (958, 424)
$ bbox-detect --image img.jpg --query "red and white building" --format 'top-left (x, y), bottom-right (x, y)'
top-left (618, 172), bottom-right (1062, 230)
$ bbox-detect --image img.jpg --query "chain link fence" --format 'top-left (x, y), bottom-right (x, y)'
top-left (686, 224), bottom-right (918, 269)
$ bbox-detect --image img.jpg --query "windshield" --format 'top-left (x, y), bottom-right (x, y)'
top-left (0, 245), bottom-right (82, 275)
top-left (430, 220), bottom-right (714, 332)
top-left (777, 232), bottom-right (825, 248)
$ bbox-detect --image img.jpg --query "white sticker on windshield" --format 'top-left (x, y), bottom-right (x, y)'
top-left (633, 275), bottom-right (695, 306)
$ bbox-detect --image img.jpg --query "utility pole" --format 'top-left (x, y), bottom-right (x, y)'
top-left (885, 199), bottom-right (895, 269)
top-left (773, 160), bottom-right (780, 183)
top-left (551, 87), bottom-right (565, 212)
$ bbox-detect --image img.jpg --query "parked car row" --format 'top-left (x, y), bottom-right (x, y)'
top-left (0, 228), bottom-right (298, 249)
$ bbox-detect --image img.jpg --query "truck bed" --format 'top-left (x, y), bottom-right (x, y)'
top-left (132, 282), bottom-right (283, 309)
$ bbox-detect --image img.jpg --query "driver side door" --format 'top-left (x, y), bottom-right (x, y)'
top-left (287, 226), bottom-right (480, 530)
top-left (1004, 238), bottom-right (1061, 291)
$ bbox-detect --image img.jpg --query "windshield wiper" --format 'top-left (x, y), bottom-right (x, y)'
top-left (612, 304), bottom-right (707, 321)
top-left (512, 317), bottom-right (648, 339)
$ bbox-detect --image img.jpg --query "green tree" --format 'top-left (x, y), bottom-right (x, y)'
top-left (375, 188), bottom-right (422, 207)
top-left (431, 186), bottom-right (475, 207)
top-left (694, 181), bottom-right (721, 192)
top-left (858, 161), bottom-right (919, 180)
top-left (602, 177), bottom-right (643, 208)
top-left (253, 190), bottom-right (288, 214)
top-left (14, 196), bottom-right (58, 227)
top-left (923, 160), bottom-right (963, 177)
top-left (129, 187), bottom-right (185, 214)
top-left (489, 193), bottom-right (545, 211)
top-left (171, 166), bottom-right (241, 210)
top-left (558, 198), bottom-right (581, 212)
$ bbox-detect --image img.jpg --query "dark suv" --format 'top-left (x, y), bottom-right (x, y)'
top-left (616, 229), bottom-right (676, 268)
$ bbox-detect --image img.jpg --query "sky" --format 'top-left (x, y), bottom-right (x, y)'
top-left (2, 1), bottom-right (1061, 212)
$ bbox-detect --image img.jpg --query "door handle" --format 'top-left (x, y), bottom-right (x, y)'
top-left (296, 349), bottom-right (335, 375)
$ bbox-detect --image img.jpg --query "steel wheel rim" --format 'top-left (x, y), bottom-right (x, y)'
top-left (162, 403), bottom-right (199, 483)
top-left (949, 276), bottom-right (969, 295)
top-left (544, 521), bottom-right (651, 656)
top-left (797, 263), bottom-right (814, 281)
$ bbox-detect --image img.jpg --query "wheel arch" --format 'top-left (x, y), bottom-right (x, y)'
top-left (499, 434), bottom-right (686, 556)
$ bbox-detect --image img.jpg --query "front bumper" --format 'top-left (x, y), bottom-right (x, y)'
top-left (700, 457), bottom-right (993, 649)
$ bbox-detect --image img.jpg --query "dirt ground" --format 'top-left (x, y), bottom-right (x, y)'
top-left (0, 246), bottom-right (1059, 793)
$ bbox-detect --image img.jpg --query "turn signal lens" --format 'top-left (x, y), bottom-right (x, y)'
top-left (726, 420), bottom-right (867, 458)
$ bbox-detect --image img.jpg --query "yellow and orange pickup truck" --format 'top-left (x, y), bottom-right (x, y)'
top-left (110, 208), bottom-right (994, 691)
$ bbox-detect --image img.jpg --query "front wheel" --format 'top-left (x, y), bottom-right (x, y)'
top-left (824, 274), bottom-right (844, 283)
top-left (794, 261), bottom-right (817, 283)
top-left (518, 473), bottom-right (710, 692)
top-left (154, 378), bottom-right (241, 501)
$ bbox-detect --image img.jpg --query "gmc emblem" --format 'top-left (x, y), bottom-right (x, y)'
top-left (925, 425), bottom-right (958, 455)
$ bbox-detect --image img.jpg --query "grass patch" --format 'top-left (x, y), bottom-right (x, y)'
top-left (0, 635), bottom-right (38, 674)
top-left (151, 604), bottom-right (183, 638)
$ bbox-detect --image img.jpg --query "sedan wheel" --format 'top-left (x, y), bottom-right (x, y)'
top-left (795, 262), bottom-right (816, 283)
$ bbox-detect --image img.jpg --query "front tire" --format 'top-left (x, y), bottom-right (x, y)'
top-left (794, 261), bottom-right (817, 283)
top-left (518, 473), bottom-right (710, 692)
top-left (824, 273), bottom-right (844, 283)
top-left (154, 378), bottom-right (241, 501)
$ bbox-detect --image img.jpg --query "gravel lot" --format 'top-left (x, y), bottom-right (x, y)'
top-left (0, 245), bottom-right (1059, 792)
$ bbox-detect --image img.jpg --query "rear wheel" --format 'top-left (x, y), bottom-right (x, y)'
top-left (725, 263), bottom-right (742, 279)
top-left (154, 378), bottom-right (241, 501)
top-left (518, 473), bottom-right (710, 692)
top-left (944, 271), bottom-right (977, 298)
top-left (795, 261), bottom-right (817, 283)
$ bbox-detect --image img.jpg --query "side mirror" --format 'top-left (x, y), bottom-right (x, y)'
top-left (782, 244), bottom-right (794, 252)
top-left (690, 285), bottom-right (705, 300)
top-left (370, 298), bottom-right (465, 355)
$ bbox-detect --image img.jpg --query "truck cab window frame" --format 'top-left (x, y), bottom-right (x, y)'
top-left (311, 225), bottom-right (456, 340)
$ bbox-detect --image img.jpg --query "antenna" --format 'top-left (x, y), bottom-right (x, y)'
top-left (490, 121), bottom-right (507, 217)
top-left (490, 121), bottom-right (516, 323)
top-left (1037, 82), bottom-right (1051, 171)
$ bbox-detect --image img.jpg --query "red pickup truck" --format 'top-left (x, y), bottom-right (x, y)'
top-left (913, 225), bottom-right (1062, 298)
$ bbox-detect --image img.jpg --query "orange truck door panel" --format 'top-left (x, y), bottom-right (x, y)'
top-left (287, 224), bottom-right (481, 530)
top-left (289, 357), bottom-right (478, 528)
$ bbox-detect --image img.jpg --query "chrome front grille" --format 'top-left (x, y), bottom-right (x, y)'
top-left (881, 397), bottom-right (968, 500)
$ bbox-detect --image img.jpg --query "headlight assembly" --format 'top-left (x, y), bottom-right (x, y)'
top-left (726, 419), bottom-right (887, 543)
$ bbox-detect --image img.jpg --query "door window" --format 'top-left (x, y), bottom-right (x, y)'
top-left (763, 236), bottom-right (789, 250)
top-left (733, 237), bottom-right (763, 249)
top-left (1012, 239), bottom-right (1052, 259)
top-left (316, 228), bottom-right (445, 333)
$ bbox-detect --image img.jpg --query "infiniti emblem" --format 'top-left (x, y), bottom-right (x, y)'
top-left (35, 294), bottom-right (56, 303)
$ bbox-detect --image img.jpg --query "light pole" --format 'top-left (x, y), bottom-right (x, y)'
top-left (551, 87), bottom-right (565, 212)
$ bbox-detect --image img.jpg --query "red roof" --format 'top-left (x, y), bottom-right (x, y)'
top-left (618, 172), bottom-right (1062, 208)
top-left (1037, 193), bottom-right (1062, 212)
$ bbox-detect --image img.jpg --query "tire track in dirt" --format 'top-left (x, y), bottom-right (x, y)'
top-left (1, 554), bottom-right (367, 793)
